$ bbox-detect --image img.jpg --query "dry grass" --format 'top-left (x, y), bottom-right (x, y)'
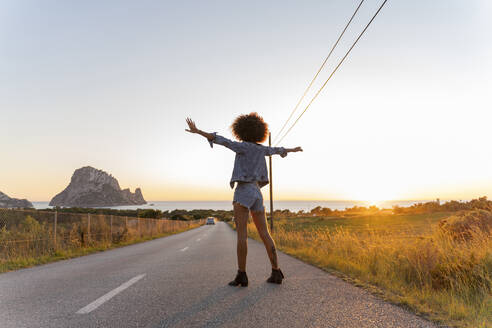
top-left (0, 209), bottom-right (204, 273)
top-left (243, 212), bottom-right (492, 328)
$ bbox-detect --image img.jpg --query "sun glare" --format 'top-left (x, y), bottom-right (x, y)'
top-left (350, 187), bottom-right (399, 207)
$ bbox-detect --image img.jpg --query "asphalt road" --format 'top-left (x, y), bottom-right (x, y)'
top-left (0, 222), bottom-right (439, 328)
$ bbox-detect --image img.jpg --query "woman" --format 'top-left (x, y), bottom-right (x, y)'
top-left (185, 113), bottom-right (302, 286)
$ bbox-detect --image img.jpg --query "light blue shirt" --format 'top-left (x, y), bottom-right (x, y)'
top-left (208, 133), bottom-right (287, 188)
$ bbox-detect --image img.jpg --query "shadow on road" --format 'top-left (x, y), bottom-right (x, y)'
top-left (155, 283), bottom-right (282, 328)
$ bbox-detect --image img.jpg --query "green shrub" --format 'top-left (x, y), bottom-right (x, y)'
top-left (20, 216), bottom-right (41, 234)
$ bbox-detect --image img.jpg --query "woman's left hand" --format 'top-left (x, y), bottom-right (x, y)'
top-left (185, 118), bottom-right (199, 134)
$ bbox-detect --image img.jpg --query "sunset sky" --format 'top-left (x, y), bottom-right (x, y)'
top-left (2, 0), bottom-right (491, 202)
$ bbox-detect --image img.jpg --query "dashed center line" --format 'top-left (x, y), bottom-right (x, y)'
top-left (76, 274), bottom-right (146, 314)
top-left (180, 247), bottom-right (189, 251)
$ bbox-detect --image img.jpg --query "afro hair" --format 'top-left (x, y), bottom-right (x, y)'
top-left (231, 112), bottom-right (269, 143)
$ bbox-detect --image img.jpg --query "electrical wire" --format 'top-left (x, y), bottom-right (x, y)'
top-left (275, 0), bottom-right (389, 146)
top-left (273, 0), bottom-right (366, 144)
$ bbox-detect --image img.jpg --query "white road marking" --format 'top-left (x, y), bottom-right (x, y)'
top-left (76, 274), bottom-right (146, 314)
top-left (196, 238), bottom-right (201, 241)
top-left (180, 246), bottom-right (189, 251)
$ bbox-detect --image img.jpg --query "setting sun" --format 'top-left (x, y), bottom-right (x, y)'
top-left (350, 187), bottom-right (400, 206)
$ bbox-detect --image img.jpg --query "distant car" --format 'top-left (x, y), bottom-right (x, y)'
top-left (206, 217), bottom-right (216, 225)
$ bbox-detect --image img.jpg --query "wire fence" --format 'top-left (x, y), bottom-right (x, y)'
top-left (0, 209), bottom-right (205, 262)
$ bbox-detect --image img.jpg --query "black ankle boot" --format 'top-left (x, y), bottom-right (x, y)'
top-left (267, 268), bottom-right (284, 284)
top-left (228, 270), bottom-right (248, 287)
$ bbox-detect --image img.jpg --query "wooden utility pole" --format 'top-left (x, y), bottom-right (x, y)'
top-left (268, 133), bottom-right (274, 232)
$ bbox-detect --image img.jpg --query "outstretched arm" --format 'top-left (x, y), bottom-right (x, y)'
top-left (264, 145), bottom-right (303, 157)
top-left (185, 118), bottom-right (214, 142)
top-left (185, 117), bottom-right (245, 153)
top-left (285, 147), bottom-right (303, 153)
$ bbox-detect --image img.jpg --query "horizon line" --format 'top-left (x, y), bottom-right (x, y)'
top-left (29, 198), bottom-right (459, 203)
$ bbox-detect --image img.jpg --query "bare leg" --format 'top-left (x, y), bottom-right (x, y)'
top-left (233, 202), bottom-right (249, 272)
top-left (251, 210), bottom-right (279, 270)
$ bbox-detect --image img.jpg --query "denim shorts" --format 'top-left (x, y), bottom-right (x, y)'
top-left (233, 182), bottom-right (265, 212)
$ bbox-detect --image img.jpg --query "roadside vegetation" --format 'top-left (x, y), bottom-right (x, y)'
top-left (238, 197), bottom-right (492, 328)
top-left (38, 207), bottom-right (235, 221)
top-left (0, 209), bottom-right (204, 273)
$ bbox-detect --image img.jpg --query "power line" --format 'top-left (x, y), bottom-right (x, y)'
top-left (275, 0), bottom-right (389, 146)
top-left (273, 0), bottom-right (366, 145)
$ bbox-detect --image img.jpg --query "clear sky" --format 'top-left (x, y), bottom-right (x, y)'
top-left (2, 0), bottom-right (491, 202)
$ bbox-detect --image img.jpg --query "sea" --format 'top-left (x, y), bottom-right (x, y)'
top-left (31, 200), bottom-right (432, 212)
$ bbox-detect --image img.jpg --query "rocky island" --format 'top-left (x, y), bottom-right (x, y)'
top-left (0, 191), bottom-right (33, 208)
top-left (49, 166), bottom-right (146, 207)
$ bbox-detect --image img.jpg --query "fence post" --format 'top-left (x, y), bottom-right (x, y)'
top-left (54, 211), bottom-right (57, 249)
top-left (125, 216), bottom-right (128, 231)
top-left (110, 215), bottom-right (113, 242)
top-left (87, 213), bottom-right (91, 244)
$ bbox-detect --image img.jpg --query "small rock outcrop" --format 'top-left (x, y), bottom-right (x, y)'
top-left (0, 191), bottom-right (34, 208)
top-left (49, 166), bottom-right (146, 207)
